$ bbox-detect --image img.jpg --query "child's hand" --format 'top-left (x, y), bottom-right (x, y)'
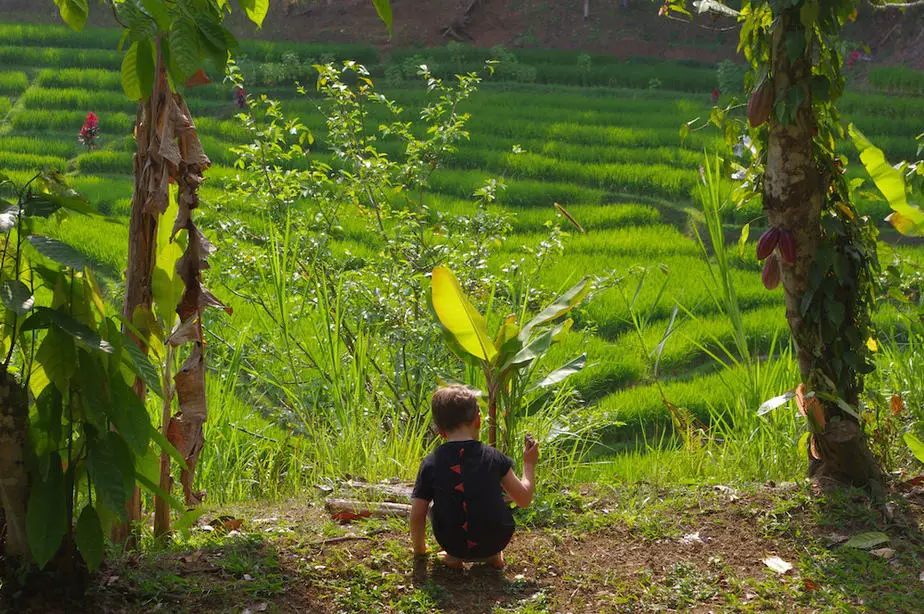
top-left (523, 434), bottom-right (539, 465)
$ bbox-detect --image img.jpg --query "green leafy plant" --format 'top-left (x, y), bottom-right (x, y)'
top-left (431, 265), bottom-right (590, 453)
top-left (849, 127), bottom-right (924, 236)
top-left (0, 171), bottom-right (178, 575)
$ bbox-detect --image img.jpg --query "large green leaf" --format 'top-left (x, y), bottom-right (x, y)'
top-left (904, 431), bottom-right (924, 464)
top-left (237, 0), bottom-right (270, 27)
top-left (23, 307), bottom-right (114, 354)
top-left (431, 266), bottom-right (496, 363)
top-left (121, 37), bottom-right (155, 100)
top-left (372, 0), bottom-right (393, 34)
top-left (520, 277), bottom-right (591, 340)
top-left (531, 354), bottom-right (587, 390)
top-left (106, 377), bottom-right (153, 456)
top-left (76, 351), bottom-right (109, 430)
top-left (844, 531), bottom-right (889, 549)
top-left (493, 314), bottom-right (521, 358)
top-left (849, 125), bottom-right (924, 236)
top-left (121, 336), bottom-right (163, 398)
top-left (75, 506), bottom-right (105, 571)
top-left (169, 16), bottom-right (201, 78)
top-left (0, 279), bottom-right (34, 315)
top-left (136, 38), bottom-right (156, 100)
top-left (152, 191), bottom-right (185, 331)
top-left (34, 326), bottom-right (77, 394)
top-left (26, 452), bottom-right (67, 569)
top-left (53, 0), bottom-right (89, 31)
top-left (195, 12), bottom-right (238, 55)
top-left (121, 40), bottom-right (143, 100)
top-left (27, 235), bottom-right (86, 269)
top-left (32, 386), bottom-right (63, 458)
top-left (140, 0), bottom-right (171, 31)
top-left (504, 330), bottom-right (553, 371)
top-left (88, 432), bottom-right (135, 519)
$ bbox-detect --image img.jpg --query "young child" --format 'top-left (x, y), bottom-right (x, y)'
top-left (410, 385), bottom-right (539, 568)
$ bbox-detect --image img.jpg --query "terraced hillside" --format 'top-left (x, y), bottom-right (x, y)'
top-left (1, 20), bottom-right (922, 472)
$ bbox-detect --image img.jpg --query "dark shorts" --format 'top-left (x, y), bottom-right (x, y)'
top-left (433, 512), bottom-right (514, 560)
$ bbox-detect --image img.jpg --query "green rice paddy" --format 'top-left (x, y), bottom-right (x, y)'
top-left (0, 20), bottom-right (921, 448)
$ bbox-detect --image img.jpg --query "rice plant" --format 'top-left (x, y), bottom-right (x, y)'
top-left (0, 70), bottom-right (28, 95)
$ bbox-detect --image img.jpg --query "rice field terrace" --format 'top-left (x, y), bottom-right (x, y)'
top-left (0, 20), bottom-right (922, 492)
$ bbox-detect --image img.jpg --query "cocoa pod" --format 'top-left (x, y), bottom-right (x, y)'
top-left (756, 227), bottom-right (780, 261)
top-left (761, 253), bottom-right (781, 290)
top-left (747, 81), bottom-right (774, 128)
top-left (778, 229), bottom-right (796, 263)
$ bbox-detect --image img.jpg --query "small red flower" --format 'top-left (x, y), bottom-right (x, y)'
top-left (78, 112), bottom-right (99, 150)
top-left (711, 88), bottom-right (720, 104)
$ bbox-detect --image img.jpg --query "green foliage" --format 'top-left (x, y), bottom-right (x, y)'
top-left (0, 171), bottom-right (176, 571)
top-left (432, 266), bottom-right (590, 452)
top-left (850, 125), bottom-right (924, 235)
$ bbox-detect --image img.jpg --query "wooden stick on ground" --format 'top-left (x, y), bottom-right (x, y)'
top-left (325, 498), bottom-right (412, 520)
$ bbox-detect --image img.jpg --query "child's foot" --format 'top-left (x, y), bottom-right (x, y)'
top-left (437, 551), bottom-right (464, 569)
top-left (487, 552), bottom-right (505, 569)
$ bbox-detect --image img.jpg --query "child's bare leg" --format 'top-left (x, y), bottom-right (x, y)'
top-left (437, 551), bottom-right (464, 569)
top-left (487, 551), bottom-right (505, 569)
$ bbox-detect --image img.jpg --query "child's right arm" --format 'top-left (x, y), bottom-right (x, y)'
top-left (410, 498), bottom-right (429, 556)
top-left (501, 439), bottom-right (539, 508)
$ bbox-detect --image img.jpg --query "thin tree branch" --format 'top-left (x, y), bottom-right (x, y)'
top-left (665, 14), bottom-right (739, 32)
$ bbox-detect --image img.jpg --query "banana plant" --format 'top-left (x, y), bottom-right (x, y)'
top-left (431, 266), bottom-right (590, 453)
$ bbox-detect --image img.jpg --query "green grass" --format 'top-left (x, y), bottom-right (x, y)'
top-left (867, 65), bottom-right (924, 95)
top-left (0, 70), bottom-right (28, 96)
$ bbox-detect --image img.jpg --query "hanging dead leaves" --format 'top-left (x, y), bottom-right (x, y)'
top-left (148, 81), bottom-right (232, 509)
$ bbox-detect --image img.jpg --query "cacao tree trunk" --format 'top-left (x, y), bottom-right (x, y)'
top-left (0, 368), bottom-right (30, 564)
top-left (764, 11), bottom-right (883, 491)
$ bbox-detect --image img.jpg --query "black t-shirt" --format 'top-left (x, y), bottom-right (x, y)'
top-left (412, 440), bottom-right (515, 559)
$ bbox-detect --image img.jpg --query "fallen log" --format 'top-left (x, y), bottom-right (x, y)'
top-left (344, 480), bottom-right (413, 503)
top-left (325, 498), bottom-right (412, 521)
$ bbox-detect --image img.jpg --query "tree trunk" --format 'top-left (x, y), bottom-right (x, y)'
top-left (764, 10), bottom-right (883, 491)
top-left (113, 46), bottom-right (170, 546)
top-left (0, 368), bottom-right (30, 564)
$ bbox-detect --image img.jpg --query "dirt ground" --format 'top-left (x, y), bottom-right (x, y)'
top-left (12, 481), bottom-right (920, 613)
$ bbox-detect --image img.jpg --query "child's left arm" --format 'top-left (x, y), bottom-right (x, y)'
top-left (410, 498), bottom-right (429, 556)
